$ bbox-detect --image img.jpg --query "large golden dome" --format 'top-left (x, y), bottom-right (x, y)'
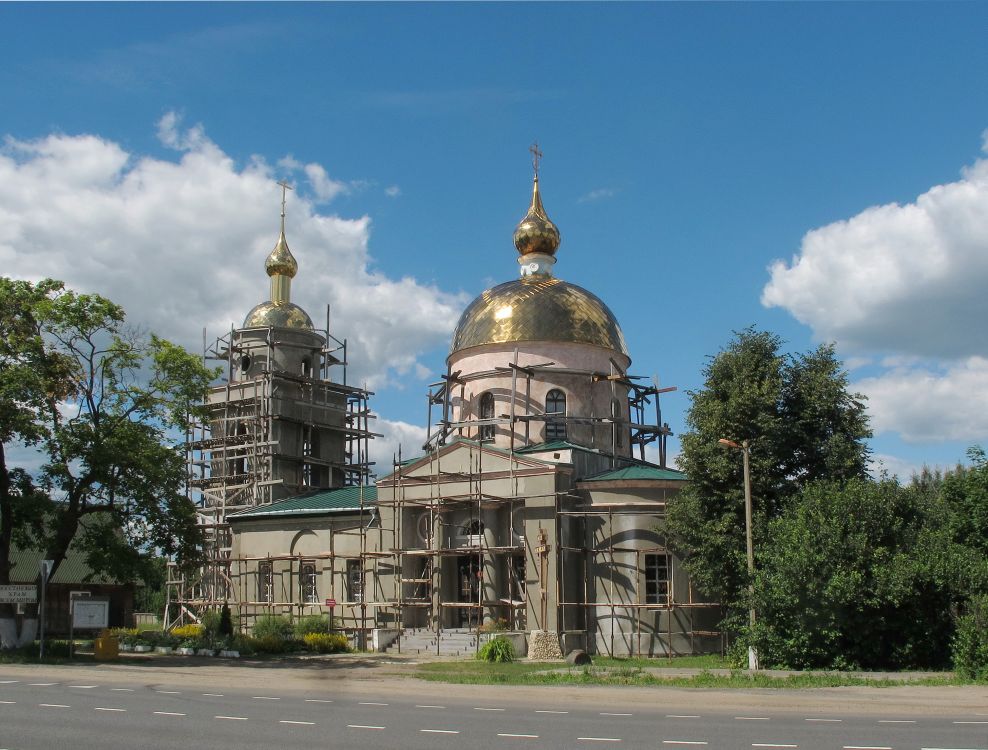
top-left (449, 275), bottom-right (628, 357)
top-left (243, 301), bottom-right (315, 330)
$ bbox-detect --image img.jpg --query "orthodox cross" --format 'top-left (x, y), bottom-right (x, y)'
top-left (530, 142), bottom-right (543, 178)
top-left (277, 180), bottom-right (293, 229)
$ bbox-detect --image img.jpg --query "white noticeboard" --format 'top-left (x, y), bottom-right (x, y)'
top-left (0, 585), bottom-right (37, 604)
top-left (72, 598), bottom-right (110, 630)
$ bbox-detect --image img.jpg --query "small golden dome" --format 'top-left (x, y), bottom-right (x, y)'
top-left (513, 176), bottom-right (560, 257)
top-left (265, 231), bottom-right (298, 278)
top-left (449, 276), bottom-right (628, 357)
top-left (243, 300), bottom-right (314, 331)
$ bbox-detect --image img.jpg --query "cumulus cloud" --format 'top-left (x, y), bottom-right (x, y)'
top-left (0, 113), bottom-right (466, 392)
top-left (762, 137), bottom-right (988, 359)
top-left (369, 418), bottom-right (428, 474)
top-left (856, 357), bottom-right (988, 443)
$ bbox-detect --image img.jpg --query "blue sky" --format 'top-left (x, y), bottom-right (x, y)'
top-left (3, 2), bottom-right (988, 478)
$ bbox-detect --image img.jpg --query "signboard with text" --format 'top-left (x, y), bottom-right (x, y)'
top-left (324, 598), bottom-right (337, 607)
top-left (0, 585), bottom-right (37, 604)
top-left (71, 597), bottom-right (110, 629)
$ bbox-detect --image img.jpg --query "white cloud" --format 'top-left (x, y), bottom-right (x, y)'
top-left (855, 357), bottom-right (988, 443)
top-left (0, 114), bottom-right (466, 392)
top-left (303, 162), bottom-right (348, 203)
top-left (369, 418), bottom-right (428, 475)
top-left (578, 187), bottom-right (617, 203)
top-left (762, 137), bottom-right (988, 359)
top-left (385, 185), bottom-right (401, 198)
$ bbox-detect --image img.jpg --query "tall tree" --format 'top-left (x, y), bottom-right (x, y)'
top-left (667, 328), bottom-right (871, 606)
top-left (0, 278), bottom-right (214, 648)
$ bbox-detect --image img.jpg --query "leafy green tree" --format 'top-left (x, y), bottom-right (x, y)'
top-left (0, 278), bottom-right (215, 648)
top-left (751, 478), bottom-right (962, 670)
top-left (668, 328), bottom-right (871, 605)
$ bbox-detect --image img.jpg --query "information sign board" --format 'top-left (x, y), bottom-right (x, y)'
top-left (71, 597), bottom-right (110, 629)
top-left (0, 585), bottom-right (37, 604)
top-left (324, 598), bottom-right (337, 607)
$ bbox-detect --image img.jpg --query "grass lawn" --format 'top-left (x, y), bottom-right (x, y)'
top-left (413, 658), bottom-right (968, 688)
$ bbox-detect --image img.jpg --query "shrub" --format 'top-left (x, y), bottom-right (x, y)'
top-left (479, 618), bottom-right (509, 633)
top-left (201, 609), bottom-right (222, 636)
top-left (219, 604), bottom-right (234, 638)
top-left (303, 633), bottom-right (350, 654)
top-left (953, 595), bottom-right (988, 680)
top-left (248, 634), bottom-right (294, 654)
top-left (170, 624), bottom-right (204, 640)
top-left (293, 614), bottom-right (330, 638)
top-left (477, 636), bottom-right (514, 663)
top-left (252, 614), bottom-right (293, 640)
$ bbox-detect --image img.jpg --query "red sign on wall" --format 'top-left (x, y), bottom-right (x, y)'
top-left (324, 598), bottom-right (337, 607)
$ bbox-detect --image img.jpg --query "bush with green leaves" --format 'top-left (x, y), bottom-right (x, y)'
top-left (293, 614), bottom-right (331, 638)
top-left (252, 614), bottom-right (293, 640)
top-left (477, 636), bottom-right (514, 663)
top-left (953, 595), bottom-right (988, 680)
top-left (219, 604), bottom-right (234, 638)
top-left (200, 609), bottom-right (222, 637)
top-left (302, 633), bottom-right (349, 654)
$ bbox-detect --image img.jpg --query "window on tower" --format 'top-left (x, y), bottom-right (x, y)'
top-left (545, 389), bottom-right (567, 441)
top-left (478, 392), bottom-right (495, 441)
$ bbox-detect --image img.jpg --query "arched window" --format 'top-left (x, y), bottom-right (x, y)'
top-left (612, 397), bottom-right (624, 448)
top-left (300, 357), bottom-right (312, 378)
top-left (478, 391), bottom-right (495, 441)
top-left (240, 354), bottom-right (252, 375)
top-left (545, 389), bottom-right (567, 441)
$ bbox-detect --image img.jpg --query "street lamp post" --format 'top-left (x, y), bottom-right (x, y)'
top-left (718, 438), bottom-right (759, 671)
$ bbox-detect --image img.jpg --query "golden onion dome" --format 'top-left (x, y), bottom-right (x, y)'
top-left (243, 300), bottom-right (314, 330)
top-left (265, 231), bottom-right (298, 278)
top-left (449, 275), bottom-right (628, 357)
top-left (513, 176), bottom-right (560, 257)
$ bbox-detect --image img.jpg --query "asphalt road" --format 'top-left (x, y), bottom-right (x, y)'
top-left (0, 661), bottom-right (986, 750)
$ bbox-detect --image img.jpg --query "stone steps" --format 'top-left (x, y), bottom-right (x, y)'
top-left (385, 628), bottom-right (481, 657)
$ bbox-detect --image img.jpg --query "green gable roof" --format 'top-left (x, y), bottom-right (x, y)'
top-left (228, 485), bottom-right (377, 521)
top-left (582, 465), bottom-right (687, 482)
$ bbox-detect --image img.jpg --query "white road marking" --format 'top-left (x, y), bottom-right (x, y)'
top-left (156, 690), bottom-right (180, 694)
top-left (153, 711), bottom-right (186, 716)
top-left (499, 734), bottom-right (539, 739)
top-left (68, 685), bottom-right (97, 689)
top-left (280, 720), bottom-right (316, 726)
top-left (474, 707), bottom-right (506, 711)
top-left (752, 745), bottom-right (798, 748)
top-left (421, 729), bottom-right (459, 734)
top-left (843, 746), bottom-right (892, 750)
top-left (954, 721), bottom-right (988, 725)
top-left (348, 724), bottom-right (385, 730)
top-left (663, 742), bottom-right (708, 746)
top-left (253, 696), bottom-right (280, 700)
top-left (805, 718), bottom-right (842, 722)
top-left (0, 700), bottom-right (16, 704)
top-left (95, 707), bottom-right (126, 712)
top-left (667, 715), bottom-right (701, 719)
top-left (0, 680), bottom-right (18, 684)
top-left (416, 705), bottom-right (445, 709)
top-left (736, 717), bottom-right (770, 721)
top-left (215, 716), bottom-right (248, 721)
top-left (578, 738), bottom-right (622, 743)
top-left (110, 688), bottom-right (134, 692)
top-left (306, 699), bottom-right (333, 703)
top-left (878, 720), bottom-right (915, 724)
top-left (39, 703), bottom-right (69, 708)
top-left (202, 693), bottom-right (224, 697)
top-left (921, 747), bottom-right (988, 750)
top-left (359, 701), bottom-right (388, 706)
top-left (29, 683), bottom-right (57, 686)
top-left (601, 712), bottom-right (632, 716)
top-left (537, 710), bottom-right (569, 714)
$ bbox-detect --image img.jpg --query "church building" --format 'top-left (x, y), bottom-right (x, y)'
top-left (168, 161), bottom-right (721, 658)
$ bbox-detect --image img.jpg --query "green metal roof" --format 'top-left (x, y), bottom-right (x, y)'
top-left (582, 465), bottom-right (687, 482)
top-left (8, 546), bottom-right (118, 585)
top-left (228, 485), bottom-right (377, 520)
top-left (516, 440), bottom-right (589, 454)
